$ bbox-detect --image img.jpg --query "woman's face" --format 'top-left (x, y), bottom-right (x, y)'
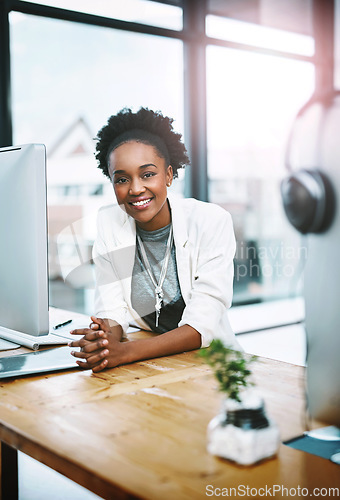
top-left (109, 141), bottom-right (173, 231)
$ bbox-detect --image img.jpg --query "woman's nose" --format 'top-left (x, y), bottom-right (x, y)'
top-left (129, 177), bottom-right (145, 195)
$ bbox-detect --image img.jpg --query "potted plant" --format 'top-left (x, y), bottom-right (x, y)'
top-left (198, 339), bottom-right (280, 465)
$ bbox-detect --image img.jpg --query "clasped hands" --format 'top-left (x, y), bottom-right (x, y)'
top-left (69, 316), bottom-right (125, 373)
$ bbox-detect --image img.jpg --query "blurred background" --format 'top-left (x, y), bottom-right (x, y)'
top-left (1, 0), bottom-right (338, 318)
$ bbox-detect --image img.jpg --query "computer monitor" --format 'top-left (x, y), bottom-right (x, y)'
top-left (0, 144), bottom-right (49, 336)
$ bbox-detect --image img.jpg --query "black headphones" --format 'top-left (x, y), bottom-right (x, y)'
top-left (281, 90), bottom-right (339, 234)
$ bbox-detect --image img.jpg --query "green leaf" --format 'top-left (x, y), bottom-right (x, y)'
top-left (197, 340), bottom-right (256, 401)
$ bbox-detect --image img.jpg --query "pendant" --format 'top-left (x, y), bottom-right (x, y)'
top-left (155, 286), bottom-right (164, 328)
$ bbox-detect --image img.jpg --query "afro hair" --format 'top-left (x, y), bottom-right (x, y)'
top-left (95, 107), bottom-right (189, 179)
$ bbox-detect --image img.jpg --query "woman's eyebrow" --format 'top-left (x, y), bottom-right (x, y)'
top-left (139, 163), bottom-right (157, 169)
top-left (112, 163), bottom-right (157, 175)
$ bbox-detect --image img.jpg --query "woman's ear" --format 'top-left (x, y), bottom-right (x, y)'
top-left (166, 165), bottom-right (173, 187)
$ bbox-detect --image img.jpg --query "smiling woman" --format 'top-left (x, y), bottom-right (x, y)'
top-left (69, 107), bottom-right (241, 372)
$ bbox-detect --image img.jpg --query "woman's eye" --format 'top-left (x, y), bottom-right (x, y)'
top-left (114, 177), bottom-right (128, 184)
top-left (143, 172), bottom-right (156, 179)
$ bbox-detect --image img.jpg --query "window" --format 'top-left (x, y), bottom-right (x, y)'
top-left (10, 11), bottom-right (184, 311)
top-left (6, 0), bottom-right (320, 311)
top-left (207, 45), bottom-right (314, 303)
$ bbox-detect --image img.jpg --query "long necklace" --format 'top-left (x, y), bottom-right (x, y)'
top-left (136, 225), bottom-right (173, 328)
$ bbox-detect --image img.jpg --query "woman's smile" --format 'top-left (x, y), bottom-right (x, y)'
top-left (129, 197), bottom-right (153, 208)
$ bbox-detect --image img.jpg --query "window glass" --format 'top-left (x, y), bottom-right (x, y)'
top-left (10, 12), bottom-right (184, 312)
top-left (18, 0), bottom-right (183, 30)
top-left (206, 16), bottom-right (314, 56)
top-left (207, 0), bottom-right (313, 37)
top-left (206, 45), bottom-right (314, 304)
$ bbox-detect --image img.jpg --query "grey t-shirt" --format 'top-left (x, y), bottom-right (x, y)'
top-left (131, 223), bottom-right (185, 333)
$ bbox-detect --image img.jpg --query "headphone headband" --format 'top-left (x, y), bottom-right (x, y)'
top-left (282, 90), bottom-right (337, 234)
top-left (285, 90), bottom-right (340, 174)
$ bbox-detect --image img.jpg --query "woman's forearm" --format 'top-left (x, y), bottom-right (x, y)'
top-left (70, 320), bottom-right (202, 372)
top-left (121, 324), bottom-right (202, 365)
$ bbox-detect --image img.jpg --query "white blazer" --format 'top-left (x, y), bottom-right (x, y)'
top-left (93, 196), bottom-right (239, 348)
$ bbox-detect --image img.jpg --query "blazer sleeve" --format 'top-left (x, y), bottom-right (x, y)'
top-left (92, 213), bottom-right (129, 334)
top-left (178, 209), bottom-right (236, 347)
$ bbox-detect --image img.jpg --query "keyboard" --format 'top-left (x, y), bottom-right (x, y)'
top-left (0, 323), bottom-right (84, 351)
top-left (0, 310), bottom-right (89, 350)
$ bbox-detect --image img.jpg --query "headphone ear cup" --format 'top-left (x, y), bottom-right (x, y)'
top-left (281, 169), bottom-right (335, 234)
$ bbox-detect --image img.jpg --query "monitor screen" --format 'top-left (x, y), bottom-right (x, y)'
top-left (0, 144), bottom-right (49, 336)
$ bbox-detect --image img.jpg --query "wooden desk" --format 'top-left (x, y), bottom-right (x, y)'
top-left (0, 332), bottom-right (339, 499)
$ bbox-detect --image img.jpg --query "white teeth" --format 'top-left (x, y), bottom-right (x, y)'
top-left (132, 199), bottom-right (151, 206)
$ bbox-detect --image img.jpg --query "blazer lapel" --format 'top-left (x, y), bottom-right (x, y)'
top-left (111, 211), bottom-right (136, 309)
top-left (169, 197), bottom-right (192, 304)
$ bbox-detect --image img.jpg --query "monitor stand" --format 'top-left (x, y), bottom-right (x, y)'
top-left (306, 425), bottom-right (340, 440)
top-left (284, 425), bottom-right (340, 464)
top-left (305, 426), bottom-right (340, 464)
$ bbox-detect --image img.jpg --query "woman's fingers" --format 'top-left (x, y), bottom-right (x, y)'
top-left (68, 330), bottom-right (106, 348)
top-left (71, 348), bottom-right (109, 361)
top-left (69, 317), bottom-right (117, 373)
top-left (81, 337), bottom-right (108, 353)
top-left (76, 360), bottom-right (87, 369)
top-left (69, 327), bottom-right (93, 336)
top-left (69, 343), bottom-right (105, 356)
top-left (77, 358), bottom-right (108, 372)
top-left (92, 359), bottom-right (108, 372)
top-left (72, 348), bottom-right (109, 372)
top-left (87, 349), bottom-right (109, 365)
top-left (70, 316), bottom-right (109, 337)
top-left (90, 316), bottom-right (110, 332)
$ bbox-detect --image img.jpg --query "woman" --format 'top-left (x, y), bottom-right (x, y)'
top-left (69, 107), bottom-right (238, 372)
